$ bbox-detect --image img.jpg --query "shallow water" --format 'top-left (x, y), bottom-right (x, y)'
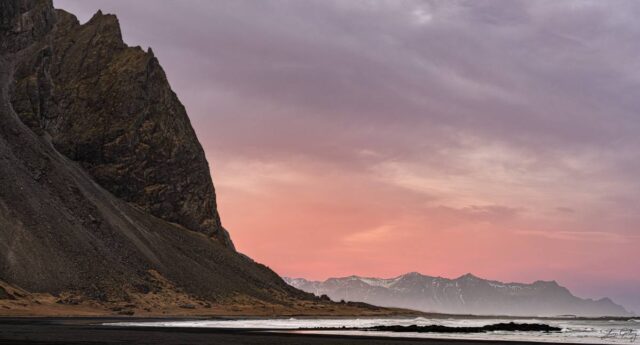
top-left (106, 317), bottom-right (640, 344)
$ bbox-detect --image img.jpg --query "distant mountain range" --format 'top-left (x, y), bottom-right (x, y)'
top-left (284, 273), bottom-right (632, 317)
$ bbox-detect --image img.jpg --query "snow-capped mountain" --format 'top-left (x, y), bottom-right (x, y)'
top-left (284, 273), bottom-right (631, 317)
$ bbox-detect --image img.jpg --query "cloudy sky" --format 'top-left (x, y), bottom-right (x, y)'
top-left (54, 0), bottom-right (640, 313)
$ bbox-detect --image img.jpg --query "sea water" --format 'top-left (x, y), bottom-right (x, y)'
top-left (106, 317), bottom-right (640, 344)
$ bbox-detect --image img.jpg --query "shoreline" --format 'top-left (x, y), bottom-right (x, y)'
top-left (0, 317), bottom-right (601, 345)
top-left (0, 312), bottom-right (635, 321)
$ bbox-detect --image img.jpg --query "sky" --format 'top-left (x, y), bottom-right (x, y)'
top-left (53, 0), bottom-right (640, 314)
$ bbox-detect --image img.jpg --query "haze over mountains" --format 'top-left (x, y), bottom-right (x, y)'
top-left (285, 273), bottom-right (632, 317)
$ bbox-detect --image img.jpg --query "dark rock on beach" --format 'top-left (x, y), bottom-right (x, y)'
top-left (367, 322), bottom-right (562, 333)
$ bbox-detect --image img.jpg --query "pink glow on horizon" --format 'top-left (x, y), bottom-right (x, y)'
top-left (209, 154), bottom-right (639, 290)
top-left (54, 0), bottom-right (640, 313)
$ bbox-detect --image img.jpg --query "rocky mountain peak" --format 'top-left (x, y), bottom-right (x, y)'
top-left (457, 273), bottom-right (479, 280)
top-left (1, 0), bottom-right (334, 314)
top-left (87, 9), bottom-right (121, 36)
top-left (9, 3), bottom-right (234, 248)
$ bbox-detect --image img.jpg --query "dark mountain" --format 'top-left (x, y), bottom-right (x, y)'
top-left (0, 0), bottom-right (395, 316)
top-left (0, 0), bottom-right (281, 310)
top-left (10, 4), bottom-right (232, 248)
top-left (285, 273), bottom-right (632, 317)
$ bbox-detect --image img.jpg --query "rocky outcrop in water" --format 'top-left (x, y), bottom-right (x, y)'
top-left (313, 322), bottom-right (562, 333)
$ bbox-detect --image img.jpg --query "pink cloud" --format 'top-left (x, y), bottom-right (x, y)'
top-left (55, 0), bottom-right (640, 313)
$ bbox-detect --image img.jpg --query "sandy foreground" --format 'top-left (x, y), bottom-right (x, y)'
top-left (0, 317), bottom-right (580, 345)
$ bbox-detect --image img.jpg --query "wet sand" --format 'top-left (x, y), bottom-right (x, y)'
top-left (0, 317), bottom-right (585, 345)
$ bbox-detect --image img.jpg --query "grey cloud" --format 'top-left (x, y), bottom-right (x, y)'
top-left (54, 0), bottom-right (640, 159)
top-left (53, 0), bottom-right (640, 313)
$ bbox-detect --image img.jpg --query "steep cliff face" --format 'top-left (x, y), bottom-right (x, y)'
top-left (0, 0), bottom-right (402, 317)
top-left (0, 0), bottom-right (312, 314)
top-left (9, 5), bottom-right (232, 248)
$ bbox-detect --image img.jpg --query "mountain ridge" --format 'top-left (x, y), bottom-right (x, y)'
top-left (0, 0), bottom-right (406, 317)
top-left (10, 4), bottom-right (234, 248)
top-left (284, 272), bottom-right (632, 317)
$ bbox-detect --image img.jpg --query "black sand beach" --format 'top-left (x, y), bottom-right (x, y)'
top-left (0, 318), bottom-right (582, 345)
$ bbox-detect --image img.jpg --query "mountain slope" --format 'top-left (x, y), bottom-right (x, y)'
top-left (285, 273), bottom-right (631, 317)
top-left (0, 0), bottom-right (301, 309)
top-left (0, 0), bottom-right (401, 317)
top-left (10, 4), bottom-right (232, 247)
